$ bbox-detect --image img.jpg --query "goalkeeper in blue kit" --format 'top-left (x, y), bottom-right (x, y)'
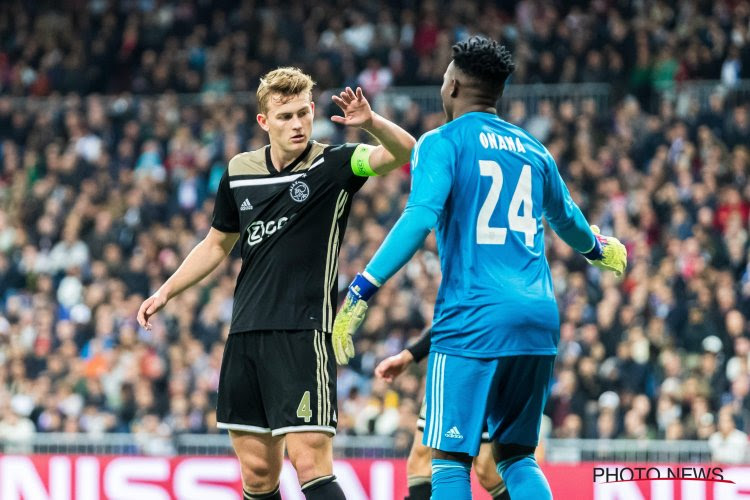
top-left (332, 37), bottom-right (627, 500)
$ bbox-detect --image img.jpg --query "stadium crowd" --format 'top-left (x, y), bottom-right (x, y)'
top-left (2, 0), bottom-right (750, 100)
top-left (1, 0), bottom-right (750, 462)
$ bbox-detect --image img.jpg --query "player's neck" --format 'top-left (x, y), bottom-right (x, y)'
top-left (268, 144), bottom-right (302, 172)
top-left (452, 104), bottom-right (497, 121)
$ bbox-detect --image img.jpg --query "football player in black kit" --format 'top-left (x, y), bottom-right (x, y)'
top-left (137, 67), bottom-right (415, 500)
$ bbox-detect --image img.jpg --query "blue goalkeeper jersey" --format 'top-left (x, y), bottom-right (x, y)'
top-left (407, 112), bottom-right (594, 358)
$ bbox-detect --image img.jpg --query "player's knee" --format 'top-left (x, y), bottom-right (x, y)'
top-left (289, 453), bottom-right (326, 483)
top-left (474, 445), bottom-right (500, 489)
top-left (238, 456), bottom-right (278, 492)
top-left (492, 442), bottom-right (536, 475)
top-left (474, 461), bottom-right (500, 490)
top-left (407, 439), bottom-right (432, 477)
top-left (287, 434), bottom-right (332, 482)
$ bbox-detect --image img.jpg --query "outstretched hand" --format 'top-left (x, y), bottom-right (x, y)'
top-left (331, 86), bottom-right (374, 129)
top-left (375, 350), bottom-right (414, 383)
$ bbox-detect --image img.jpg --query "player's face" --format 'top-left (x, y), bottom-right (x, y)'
top-left (440, 62), bottom-right (456, 122)
top-left (257, 92), bottom-right (315, 155)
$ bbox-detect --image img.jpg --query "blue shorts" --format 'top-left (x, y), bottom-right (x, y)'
top-left (422, 352), bottom-right (555, 456)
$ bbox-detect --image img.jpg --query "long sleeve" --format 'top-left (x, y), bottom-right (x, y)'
top-left (542, 153), bottom-right (596, 253)
top-left (365, 130), bottom-right (455, 283)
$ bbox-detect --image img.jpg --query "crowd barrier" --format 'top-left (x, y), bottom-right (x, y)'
top-left (3, 434), bottom-right (725, 463)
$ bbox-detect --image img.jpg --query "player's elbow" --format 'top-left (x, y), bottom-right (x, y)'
top-left (402, 137), bottom-right (416, 160)
top-left (373, 154), bottom-right (409, 175)
top-left (402, 205), bottom-right (438, 232)
top-left (394, 134), bottom-right (416, 160)
top-left (372, 142), bottom-right (414, 175)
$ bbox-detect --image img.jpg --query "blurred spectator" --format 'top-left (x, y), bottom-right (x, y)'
top-left (0, 0), bottom-right (747, 102)
top-left (708, 406), bottom-right (749, 463)
top-left (357, 58), bottom-right (393, 97)
top-left (0, 405), bottom-right (36, 452)
top-left (134, 413), bottom-right (176, 456)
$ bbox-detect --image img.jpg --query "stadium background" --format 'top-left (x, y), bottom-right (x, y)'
top-left (0, 0), bottom-right (749, 498)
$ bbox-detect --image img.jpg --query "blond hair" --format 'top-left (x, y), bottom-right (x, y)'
top-left (256, 67), bottom-right (315, 113)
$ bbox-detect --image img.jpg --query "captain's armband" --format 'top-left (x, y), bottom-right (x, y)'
top-left (350, 144), bottom-right (378, 176)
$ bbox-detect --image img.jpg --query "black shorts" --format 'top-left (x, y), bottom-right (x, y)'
top-left (216, 330), bottom-right (337, 436)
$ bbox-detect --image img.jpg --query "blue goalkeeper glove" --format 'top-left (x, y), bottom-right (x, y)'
top-left (582, 225), bottom-right (627, 276)
top-left (332, 272), bottom-right (380, 365)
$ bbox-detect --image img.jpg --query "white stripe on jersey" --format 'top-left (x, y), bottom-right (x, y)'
top-left (229, 174), bottom-right (304, 188)
top-left (326, 195), bottom-right (347, 331)
top-left (322, 191), bottom-right (348, 331)
top-left (308, 155), bottom-right (325, 170)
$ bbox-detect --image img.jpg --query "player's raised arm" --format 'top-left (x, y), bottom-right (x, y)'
top-left (331, 86), bottom-right (415, 175)
top-left (542, 153), bottom-right (627, 276)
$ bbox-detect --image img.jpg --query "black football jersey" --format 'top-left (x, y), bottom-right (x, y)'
top-left (211, 141), bottom-right (367, 333)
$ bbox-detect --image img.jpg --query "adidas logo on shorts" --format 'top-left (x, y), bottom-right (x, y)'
top-left (240, 198), bottom-right (253, 211)
top-left (444, 426), bottom-right (463, 439)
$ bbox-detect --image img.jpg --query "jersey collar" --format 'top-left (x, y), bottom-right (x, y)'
top-left (265, 142), bottom-right (313, 175)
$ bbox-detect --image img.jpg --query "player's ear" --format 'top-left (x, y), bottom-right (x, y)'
top-left (450, 78), bottom-right (459, 98)
top-left (310, 101), bottom-right (315, 116)
top-left (257, 113), bottom-right (269, 132)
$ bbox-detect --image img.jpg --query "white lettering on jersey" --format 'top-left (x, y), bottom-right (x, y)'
top-left (479, 132), bottom-right (527, 154)
top-left (247, 217), bottom-right (289, 246)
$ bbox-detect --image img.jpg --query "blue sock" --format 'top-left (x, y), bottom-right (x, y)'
top-left (431, 458), bottom-right (471, 500)
top-left (497, 455), bottom-right (552, 500)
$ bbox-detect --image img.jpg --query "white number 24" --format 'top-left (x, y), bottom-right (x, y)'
top-left (477, 161), bottom-right (537, 247)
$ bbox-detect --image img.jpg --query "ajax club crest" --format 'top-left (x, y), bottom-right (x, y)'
top-left (289, 180), bottom-right (310, 202)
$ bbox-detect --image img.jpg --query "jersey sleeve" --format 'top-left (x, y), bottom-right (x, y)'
top-left (324, 143), bottom-right (368, 193)
top-left (363, 130), bottom-right (454, 284)
top-left (404, 130), bottom-right (456, 217)
top-left (541, 152), bottom-right (595, 253)
top-left (211, 170), bottom-right (240, 233)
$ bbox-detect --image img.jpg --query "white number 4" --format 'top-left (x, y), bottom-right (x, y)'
top-left (297, 391), bottom-right (312, 423)
top-left (477, 161), bottom-right (537, 247)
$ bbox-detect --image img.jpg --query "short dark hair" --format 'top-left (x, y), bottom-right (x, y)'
top-left (451, 36), bottom-right (515, 92)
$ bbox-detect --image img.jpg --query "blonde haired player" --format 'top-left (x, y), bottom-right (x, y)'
top-left (138, 67), bottom-right (415, 500)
